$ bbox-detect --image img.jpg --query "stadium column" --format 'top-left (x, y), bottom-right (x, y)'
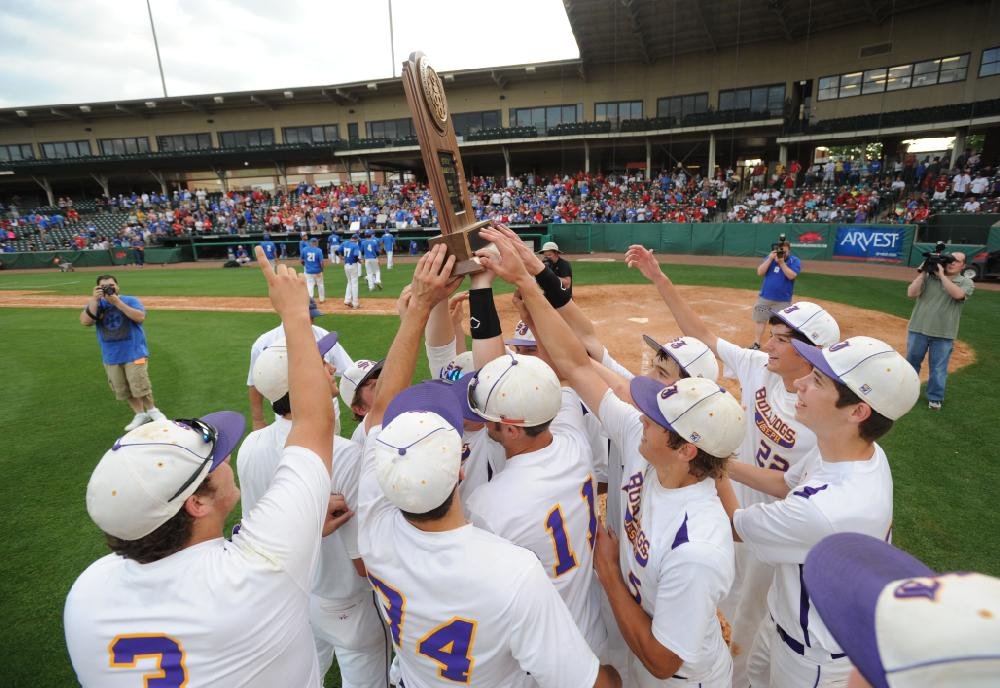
top-left (30, 175), bottom-right (55, 207)
top-left (360, 156), bottom-right (372, 187)
top-left (149, 170), bottom-right (168, 196)
top-left (89, 173), bottom-right (110, 200)
top-left (950, 128), bottom-right (967, 170)
top-left (645, 138), bottom-right (651, 181)
top-left (708, 133), bottom-right (716, 180)
top-left (779, 143), bottom-right (788, 167)
top-left (583, 140), bottom-right (590, 174)
top-left (275, 162), bottom-right (288, 191)
top-left (212, 166), bottom-right (229, 193)
top-left (502, 145), bottom-right (511, 178)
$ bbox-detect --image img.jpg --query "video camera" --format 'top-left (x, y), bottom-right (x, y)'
top-left (771, 233), bottom-right (788, 260)
top-left (920, 241), bottom-right (956, 275)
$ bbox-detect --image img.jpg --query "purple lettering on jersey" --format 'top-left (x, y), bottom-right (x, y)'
top-left (627, 571), bottom-right (642, 604)
top-left (109, 634), bottom-right (187, 687)
top-left (417, 617), bottom-right (477, 683)
top-left (893, 579), bottom-right (941, 601)
top-left (792, 484), bottom-right (829, 499)
top-left (753, 387), bottom-right (797, 449)
top-left (368, 574), bottom-right (406, 648)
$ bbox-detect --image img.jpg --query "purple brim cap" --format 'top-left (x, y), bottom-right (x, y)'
top-left (804, 533), bottom-right (935, 688)
top-left (504, 337), bottom-right (537, 347)
top-left (791, 340), bottom-right (842, 383)
top-left (384, 381), bottom-right (464, 434)
top-left (309, 299), bottom-right (323, 319)
top-left (316, 331), bottom-right (339, 356)
top-left (629, 375), bottom-right (676, 433)
top-left (199, 411), bottom-right (247, 471)
top-left (452, 374), bottom-right (488, 423)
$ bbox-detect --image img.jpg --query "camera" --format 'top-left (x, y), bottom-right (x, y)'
top-left (921, 241), bottom-right (956, 275)
top-left (772, 233), bottom-right (788, 259)
top-left (101, 284), bottom-right (117, 296)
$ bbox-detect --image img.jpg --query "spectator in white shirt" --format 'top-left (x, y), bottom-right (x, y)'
top-left (952, 169), bottom-right (972, 196)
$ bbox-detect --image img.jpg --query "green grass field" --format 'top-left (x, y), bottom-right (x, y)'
top-left (2, 259), bottom-right (997, 687)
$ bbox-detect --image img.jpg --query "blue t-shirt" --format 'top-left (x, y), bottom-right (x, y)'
top-left (381, 234), bottom-right (395, 251)
top-left (327, 235), bottom-right (341, 256)
top-left (759, 254), bottom-right (801, 301)
top-left (301, 246), bottom-right (324, 274)
top-left (361, 238), bottom-right (379, 259)
top-left (342, 241), bottom-right (360, 264)
top-left (95, 296), bottom-right (149, 365)
top-left (260, 241), bottom-right (277, 260)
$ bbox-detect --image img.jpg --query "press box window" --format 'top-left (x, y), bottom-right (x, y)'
top-left (283, 125), bottom-right (339, 144)
top-left (218, 129), bottom-right (275, 148)
top-left (99, 137), bottom-right (150, 155)
top-left (41, 140), bottom-right (91, 159)
top-left (980, 47), bottom-right (1000, 77)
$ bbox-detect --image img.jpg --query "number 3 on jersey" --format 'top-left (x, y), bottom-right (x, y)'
top-left (108, 634), bottom-right (187, 687)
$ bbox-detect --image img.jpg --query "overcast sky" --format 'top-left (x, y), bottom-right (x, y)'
top-left (0, 0), bottom-right (580, 107)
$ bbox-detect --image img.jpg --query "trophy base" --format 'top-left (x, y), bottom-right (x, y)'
top-left (428, 220), bottom-right (494, 276)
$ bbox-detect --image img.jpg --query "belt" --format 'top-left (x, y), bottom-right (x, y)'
top-left (775, 622), bottom-right (846, 660)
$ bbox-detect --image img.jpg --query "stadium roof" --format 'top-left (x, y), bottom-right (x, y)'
top-left (563, 0), bottom-right (953, 69)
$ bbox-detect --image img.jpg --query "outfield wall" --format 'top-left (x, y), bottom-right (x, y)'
top-left (0, 247), bottom-right (186, 269)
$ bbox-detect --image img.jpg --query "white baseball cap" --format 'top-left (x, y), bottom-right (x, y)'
top-left (438, 350), bottom-right (474, 382)
top-left (252, 332), bottom-right (341, 403)
top-left (771, 301), bottom-right (841, 346)
top-left (505, 320), bottom-right (537, 348)
top-left (540, 241), bottom-right (560, 253)
top-left (374, 382), bottom-right (464, 514)
top-left (804, 533), bottom-right (1000, 688)
top-left (630, 376), bottom-right (745, 458)
top-left (86, 412), bottom-right (246, 540)
top-left (642, 334), bottom-right (719, 380)
top-left (467, 353), bottom-right (561, 426)
top-left (792, 336), bottom-right (919, 420)
top-left (339, 359), bottom-right (384, 410)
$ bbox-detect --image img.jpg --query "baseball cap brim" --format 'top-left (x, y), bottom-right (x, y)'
top-left (791, 340), bottom-right (841, 383)
top-left (316, 331), bottom-right (339, 356)
top-left (804, 533), bottom-right (935, 688)
top-left (309, 299), bottom-right (324, 318)
top-left (504, 337), bottom-right (537, 347)
top-left (198, 411), bottom-right (247, 471)
top-left (353, 359), bottom-right (384, 399)
top-left (452, 374), bottom-right (488, 423)
top-left (629, 375), bottom-right (675, 432)
top-left (384, 381), bottom-right (464, 433)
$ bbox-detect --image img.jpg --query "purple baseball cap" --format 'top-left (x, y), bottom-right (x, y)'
top-left (804, 533), bottom-right (1000, 688)
top-left (384, 381), bottom-right (464, 434)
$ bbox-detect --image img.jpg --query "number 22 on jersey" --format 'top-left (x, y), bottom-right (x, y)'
top-left (369, 574), bottom-right (477, 683)
top-left (108, 634), bottom-right (187, 687)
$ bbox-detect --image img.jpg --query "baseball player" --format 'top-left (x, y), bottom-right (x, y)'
top-left (302, 237), bottom-right (326, 303)
top-left (260, 232), bottom-right (277, 262)
top-left (328, 232), bottom-right (341, 265)
top-left (356, 245), bottom-right (620, 687)
top-left (342, 233), bottom-right (362, 309)
top-left (361, 232), bottom-right (382, 291)
top-left (65, 247), bottom-right (344, 687)
top-left (339, 358), bottom-right (385, 446)
top-left (477, 233), bottom-right (745, 686)
top-left (804, 532), bottom-right (1000, 688)
top-left (624, 243), bottom-right (840, 686)
top-left (718, 336), bottom-right (920, 687)
top-left (380, 230), bottom-right (395, 269)
top-left (240, 335), bottom-right (392, 687)
top-left (246, 298), bottom-right (353, 431)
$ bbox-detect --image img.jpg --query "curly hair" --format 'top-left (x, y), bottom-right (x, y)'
top-left (104, 477), bottom-right (216, 564)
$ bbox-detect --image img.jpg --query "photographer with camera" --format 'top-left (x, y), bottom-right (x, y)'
top-left (80, 275), bottom-right (166, 431)
top-left (750, 234), bottom-right (801, 349)
top-left (906, 245), bottom-right (973, 409)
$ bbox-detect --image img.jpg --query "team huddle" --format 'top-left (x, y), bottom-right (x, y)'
top-left (68, 223), bottom-right (994, 688)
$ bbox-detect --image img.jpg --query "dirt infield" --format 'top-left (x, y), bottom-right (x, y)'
top-left (3, 283), bottom-right (974, 382)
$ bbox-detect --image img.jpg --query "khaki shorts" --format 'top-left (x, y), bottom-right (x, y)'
top-left (752, 297), bottom-right (790, 323)
top-left (105, 360), bottom-right (152, 400)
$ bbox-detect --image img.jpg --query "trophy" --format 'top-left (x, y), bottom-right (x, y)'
top-left (401, 52), bottom-right (492, 275)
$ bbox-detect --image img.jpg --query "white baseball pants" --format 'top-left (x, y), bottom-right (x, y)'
top-left (310, 592), bottom-right (392, 688)
top-left (385, 250), bottom-right (393, 269)
top-left (719, 543), bottom-right (774, 687)
top-left (364, 258), bottom-right (381, 289)
top-left (306, 272), bottom-right (325, 302)
top-left (344, 263), bottom-right (360, 307)
top-left (746, 622), bottom-right (850, 688)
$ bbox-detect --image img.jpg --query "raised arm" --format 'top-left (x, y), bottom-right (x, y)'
top-left (254, 246), bottom-right (333, 468)
top-left (367, 244), bottom-right (460, 430)
top-left (624, 245), bottom-right (719, 355)
top-left (468, 266), bottom-right (505, 370)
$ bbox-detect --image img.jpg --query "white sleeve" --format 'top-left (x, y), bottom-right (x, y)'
top-left (358, 425), bottom-right (393, 555)
top-left (330, 437), bottom-right (364, 558)
top-left (549, 387), bottom-right (588, 441)
top-left (329, 343), bottom-right (354, 377)
top-left (783, 448), bottom-right (821, 490)
top-left (716, 338), bottom-right (768, 385)
top-left (602, 347), bottom-right (634, 381)
top-left (508, 561), bottom-right (601, 688)
top-left (733, 488), bottom-right (835, 564)
top-left (597, 388), bottom-right (643, 453)
top-left (425, 339), bottom-right (458, 380)
top-left (651, 545), bottom-right (731, 663)
top-left (235, 446), bottom-right (331, 591)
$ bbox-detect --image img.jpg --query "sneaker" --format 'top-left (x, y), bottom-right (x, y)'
top-left (147, 408), bottom-right (167, 422)
top-left (928, 401), bottom-right (942, 410)
top-left (124, 412), bottom-right (151, 432)
top-left (749, 342), bottom-right (761, 350)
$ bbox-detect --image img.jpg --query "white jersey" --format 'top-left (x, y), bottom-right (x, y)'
top-left (237, 417), bottom-right (369, 602)
top-left (734, 444), bottom-right (894, 655)
top-left (65, 447), bottom-right (329, 688)
top-left (716, 338), bottom-right (820, 508)
top-left (466, 389), bottom-right (606, 656)
top-left (599, 391), bottom-right (734, 684)
top-left (358, 425), bottom-right (600, 688)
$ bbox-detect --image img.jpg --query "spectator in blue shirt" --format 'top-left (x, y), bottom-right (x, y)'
top-left (751, 237), bottom-right (801, 348)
